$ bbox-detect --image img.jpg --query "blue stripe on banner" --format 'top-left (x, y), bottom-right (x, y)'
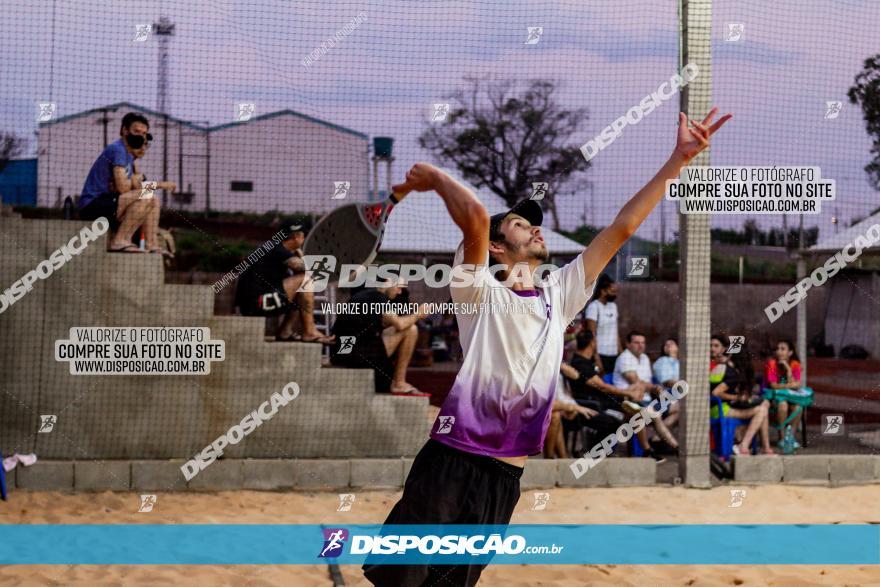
top-left (0, 525), bottom-right (877, 565)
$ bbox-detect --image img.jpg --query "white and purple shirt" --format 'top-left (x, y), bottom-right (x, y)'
top-left (430, 250), bottom-right (594, 457)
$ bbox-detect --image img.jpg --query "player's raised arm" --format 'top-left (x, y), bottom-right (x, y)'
top-left (393, 163), bottom-right (489, 265)
top-left (580, 108), bottom-right (732, 286)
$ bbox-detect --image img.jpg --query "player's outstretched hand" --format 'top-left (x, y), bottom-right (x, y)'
top-left (675, 107), bottom-right (732, 163)
top-left (393, 163), bottom-right (441, 195)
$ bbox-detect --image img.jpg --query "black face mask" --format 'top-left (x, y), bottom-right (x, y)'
top-left (605, 294), bottom-right (617, 302)
top-left (125, 134), bottom-right (146, 149)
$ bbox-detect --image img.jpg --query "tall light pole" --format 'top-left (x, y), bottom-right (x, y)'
top-left (154, 16), bottom-right (175, 207)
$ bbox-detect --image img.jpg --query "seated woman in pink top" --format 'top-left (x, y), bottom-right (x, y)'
top-left (764, 340), bottom-right (803, 445)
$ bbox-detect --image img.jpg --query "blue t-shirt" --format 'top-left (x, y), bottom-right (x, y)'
top-left (79, 139), bottom-right (134, 208)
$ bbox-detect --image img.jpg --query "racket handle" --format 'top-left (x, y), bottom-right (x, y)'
top-left (389, 189), bottom-right (410, 205)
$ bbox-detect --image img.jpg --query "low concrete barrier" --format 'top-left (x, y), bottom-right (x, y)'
top-left (8, 455), bottom-right (878, 492)
top-left (734, 455), bottom-right (880, 485)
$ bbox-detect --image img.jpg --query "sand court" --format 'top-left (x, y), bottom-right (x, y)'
top-left (2, 485), bottom-right (878, 586)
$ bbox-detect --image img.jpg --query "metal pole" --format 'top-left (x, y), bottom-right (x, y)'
top-left (386, 157), bottom-right (394, 198)
top-left (205, 129), bottom-right (211, 215)
top-left (782, 214), bottom-right (788, 248)
top-left (678, 0), bottom-right (713, 488)
top-left (798, 213), bottom-right (805, 248)
top-left (796, 256), bottom-right (808, 382)
top-left (178, 123), bottom-right (183, 203)
top-left (372, 158), bottom-right (379, 201)
top-left (162, 115), bottom-right (169, 208)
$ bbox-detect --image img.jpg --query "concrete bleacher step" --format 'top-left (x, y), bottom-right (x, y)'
top-left (274, 341), bottom-right (324, 365)
top-left (313, 366), bottom-right (377, 394)
top-left (1, 217), bottom-right (431, 460)
top-left (208, 315), bottom-right (268, 344)
top-left (225, 391), bottom-right (431, 458)
top-left (161, 284), bottom-right (214, 322)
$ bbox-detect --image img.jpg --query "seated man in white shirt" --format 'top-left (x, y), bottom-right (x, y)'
top-left (613, 331), bottom-right (680, 456)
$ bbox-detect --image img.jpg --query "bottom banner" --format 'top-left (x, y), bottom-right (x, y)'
top-left (0, 524), bottom-right (877, 565)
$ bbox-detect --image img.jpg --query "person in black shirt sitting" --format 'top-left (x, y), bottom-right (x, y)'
top-left (560, 331), bottom-right (667, 461)
top-left (329, 277), bottom-right (430, 394)
top-left (234, 220), bottom-right (334, 344)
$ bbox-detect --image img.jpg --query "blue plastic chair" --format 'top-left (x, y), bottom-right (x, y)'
top-left (710, 396), bottom-right (757, 460)
top-left (0, 451), bottom-right (7, 501)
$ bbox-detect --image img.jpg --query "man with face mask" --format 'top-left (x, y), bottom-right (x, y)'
top-left (584, 273), bottom-right (621, 375)
top-left (78, 112), bottom-right (175, 254)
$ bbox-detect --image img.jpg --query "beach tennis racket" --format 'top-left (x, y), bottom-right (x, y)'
top-left (303, 190), bottom-right (410, 284)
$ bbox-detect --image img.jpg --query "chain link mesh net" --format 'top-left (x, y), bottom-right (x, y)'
top-left (1, 0), bottom-right (878, 485)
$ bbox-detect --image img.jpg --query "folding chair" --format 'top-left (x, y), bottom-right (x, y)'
top-left (763, 384), bottom-right (813, 449)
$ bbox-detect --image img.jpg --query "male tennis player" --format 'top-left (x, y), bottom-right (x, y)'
top-left (363, 108), bottom-right (730, 586)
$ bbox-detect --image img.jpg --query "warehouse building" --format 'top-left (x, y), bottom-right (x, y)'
top-left (35, 102), bottom-right (371, 214)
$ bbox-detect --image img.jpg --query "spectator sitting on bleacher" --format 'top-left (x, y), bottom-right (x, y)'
top-left (330, 277), bottom-right (431, 395)
top-left (77, 112), bottom-right (175, 255)
top-left (764, 339), bottom-right (804, 446)
top-left (653, 337), bottom-right (680, 387)
top-left (129, 139), bottom-right (175, 259)
top-left (652, 337), bottom-right (681, 430)
top-left (613, 331), bottom-right (680, 457)
top-left (234, 220), bottom-right (334, 344)
top-left (710, 335), bottom-right (775, 456)
top-left (560, 330), bottom-right (659, 459)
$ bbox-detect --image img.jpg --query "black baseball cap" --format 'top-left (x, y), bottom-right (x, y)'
top-left (489, 198), bottom-right (543, 241)
top-left (278, 216), bottom-right (311, 238)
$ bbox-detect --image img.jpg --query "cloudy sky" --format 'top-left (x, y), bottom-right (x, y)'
top-left (3, 0), bottom-right (879, 240)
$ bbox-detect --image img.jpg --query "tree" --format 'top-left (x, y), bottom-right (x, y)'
top-left (418, 78), bottom-right (590, 230)
top-left (0, 132), bottom-right (27, 174)
top-left (847, 54), bottom-right (880, 191)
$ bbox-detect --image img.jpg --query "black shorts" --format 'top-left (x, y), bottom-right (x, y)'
top-left (78, 194), bottom-right (120, 231)
top-left (362, 439), bottom-right (523, 587)
top-left (238, 290), bottom-right (295, 317)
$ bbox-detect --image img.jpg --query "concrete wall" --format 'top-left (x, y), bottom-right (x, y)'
top-left (11, 457), bottom-right (661, 491)
top-left (0, 218), bottom-right (429, 460)
top-left (824, 271), bottom-right (880, 357)
top-left (615, 281), bottom-right (829, 356)
top-left (404, 276), bottom-right (830, 356)
top-left (186, 265), bottom-right (832, 355)
top-left (11, 455), bottom-right (879, 491)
